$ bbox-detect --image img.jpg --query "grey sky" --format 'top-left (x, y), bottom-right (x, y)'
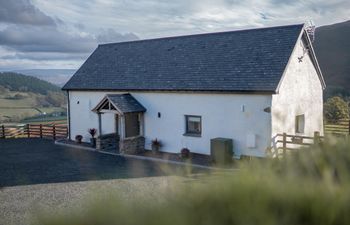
top-left (0, 0), bottom-right (349, 70)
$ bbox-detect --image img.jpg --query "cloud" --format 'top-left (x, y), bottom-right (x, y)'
top-left (1, 52), bottom-right (87, 61)
top-left (97, 29), bottom-right (139, 43)
top-left (1, 0), bottom-right (349, 70)
top-left (0, 24), bottom-right (140, 53)
top-left (0, 0), bottom-right (56, 26)
top-left (0, 0), bottom-right (139, 69)
top-left (0, 25), bottom-right (96, 53)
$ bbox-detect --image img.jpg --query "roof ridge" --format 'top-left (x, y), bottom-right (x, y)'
top-left (98, 23), bottom-right (305, 47)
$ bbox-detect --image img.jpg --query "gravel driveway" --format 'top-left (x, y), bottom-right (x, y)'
top-left (0, 138), bottom-right (205, 225)
top-left (0, 138), bottom-right (200, 187)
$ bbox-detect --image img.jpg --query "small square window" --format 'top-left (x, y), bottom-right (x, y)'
top-left (184, 115), bottom-right (201, 136)
top-left (295, 114), bottom-right (305, 134)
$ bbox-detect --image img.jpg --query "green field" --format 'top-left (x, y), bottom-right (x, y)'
top-left (0, 94), bottom-right (66, 123)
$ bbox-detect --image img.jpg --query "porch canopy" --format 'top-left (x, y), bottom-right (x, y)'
top-left (92, 94), bottom-right (146, 139)
top-left (93, 94), bottom-right (146, 114)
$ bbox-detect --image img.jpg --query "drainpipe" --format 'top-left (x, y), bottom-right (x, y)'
top-left (67, 91), bottom-right (71, 140)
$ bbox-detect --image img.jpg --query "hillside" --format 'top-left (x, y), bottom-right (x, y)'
top-left (0, 72), bottom-right (61, 94)
top-left (12, 69), bottom-right (75, 87)
top-left (0, 72), bottom-right (66, 123)
top-left (314, 20), bottom-right (350, 98)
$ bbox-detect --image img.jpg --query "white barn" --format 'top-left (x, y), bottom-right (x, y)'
top-left (62, 24), bottom-right (325, 158)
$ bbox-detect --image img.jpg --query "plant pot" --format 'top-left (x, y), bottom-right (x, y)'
top-left (75, 135), bottom-right (83, 144)
top-left (151, 145), bottom-right (160, 154)
top-left (90, 138), bottom-right (96, 148)
top-left (181, 148), bottom-right (190, 159)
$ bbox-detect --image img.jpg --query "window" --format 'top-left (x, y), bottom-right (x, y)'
top-left (184, 115), bottom-right (201, 136)
top-left (295, 114), bottom-right (305, 134)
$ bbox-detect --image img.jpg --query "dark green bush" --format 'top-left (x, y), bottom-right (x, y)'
top-left (324, 96), bottom-right (349, 123)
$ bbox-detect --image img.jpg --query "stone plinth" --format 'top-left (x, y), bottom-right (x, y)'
top-left (96, 133), bottom-right (119, 152)
top-left (120, 136), bottom-right (145, 154)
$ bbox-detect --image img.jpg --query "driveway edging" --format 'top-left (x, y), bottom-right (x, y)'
top-left (55, 140), bottom-right (233, 171)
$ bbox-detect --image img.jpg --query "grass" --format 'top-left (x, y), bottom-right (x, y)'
top-left (35, 137), bottom-right (350, 225)
top-left (0, 93), bottom-right (66, 123)
top-left (21, 117), bottom-right (67, 124)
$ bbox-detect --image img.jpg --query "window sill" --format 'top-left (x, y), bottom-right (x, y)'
top-left (183, 133), bottom-right (201, 138)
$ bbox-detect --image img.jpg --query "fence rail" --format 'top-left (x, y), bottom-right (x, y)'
top-left (271, 132), bottom-right (323, 158)
top-left (324, 119), bottom-right (350, 136)
top-left (0, 123), bottom-right (67, 140)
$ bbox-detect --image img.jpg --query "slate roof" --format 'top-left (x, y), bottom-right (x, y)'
top-left (106, 94), bottom-right (146, 114)
top-left (63, 24), bottom-right (305, 92)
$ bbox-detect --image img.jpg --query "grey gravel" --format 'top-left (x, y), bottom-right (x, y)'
top-left (0, 176), bottom-right (184, 225)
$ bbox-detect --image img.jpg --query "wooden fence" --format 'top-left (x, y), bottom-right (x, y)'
top-left (324, 119), bottom-right (350, 136)
top-left (271, 132), bottom-right (323, 158)
top-left (0, 123), bottom-right (67, 140)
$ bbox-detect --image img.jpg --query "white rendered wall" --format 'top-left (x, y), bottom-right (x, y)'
top-left (271, 36), bottom-right (324, 140)
top-left (69, 91), bottom-right (272, 157)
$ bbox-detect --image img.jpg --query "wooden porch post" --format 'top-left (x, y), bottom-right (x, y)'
top-left (98, 113), bottom-right (102, 136)
top-left (139, 113), bottom-right (144, 136)
top-left (120, 115), bottom-right (125, 139)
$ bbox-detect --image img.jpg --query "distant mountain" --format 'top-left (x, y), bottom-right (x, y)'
top-left (314, 20), bottom-right (350, 97)
top-left (12, 69), bottom-right (75, 87)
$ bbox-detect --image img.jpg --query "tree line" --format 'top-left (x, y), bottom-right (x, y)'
top-left (0, 72), bottom-right (61, 95)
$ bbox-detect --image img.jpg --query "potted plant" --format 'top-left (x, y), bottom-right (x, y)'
top-left (180, 147), bottom-right (190, 159)
top-left (75, 135), bottom-right (83, 144)
top-left (151, 138), bottom-right (162, 154)
top-left (88, 128), bottom-right (97, 147)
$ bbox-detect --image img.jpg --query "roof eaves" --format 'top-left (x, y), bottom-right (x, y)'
top-left (64, 88), bottom-right (276, 94)
top-left (302, 29), bottom-right (326, 90)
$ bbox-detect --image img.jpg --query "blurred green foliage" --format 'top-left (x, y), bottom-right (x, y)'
top-left (36, 138), bottom-right (350, 225)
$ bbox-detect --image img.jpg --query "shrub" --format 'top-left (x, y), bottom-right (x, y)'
top-left (88, 128), bottom-right (97, 138)
top-left (324, 96), bottom-right (349, 123)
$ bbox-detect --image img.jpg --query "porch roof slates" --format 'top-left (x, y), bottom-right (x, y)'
top-left (94, 93), bottom-right (146, 114)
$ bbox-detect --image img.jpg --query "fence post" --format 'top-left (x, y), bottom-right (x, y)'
top-left (1, 125), bottom-right (5, 139)
top-left (27, 124), bottom-right (30, 138)
top-left (53, 124), bottom-right (56, 140)
top-left (314, 131), bottom-right (320, 145)
top-left (282, 132), bottom-right (287, 157)
top-left (40, 124), bottom-right (43, 138)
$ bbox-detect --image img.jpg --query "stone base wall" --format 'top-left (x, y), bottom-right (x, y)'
top-left (96, 133), bottom-right (119, 152)
top-left (120, 136), bottom-right (145, 154)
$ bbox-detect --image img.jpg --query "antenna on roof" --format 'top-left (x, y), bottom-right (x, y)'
top-left (305, 20), bottom-right (316, 42)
